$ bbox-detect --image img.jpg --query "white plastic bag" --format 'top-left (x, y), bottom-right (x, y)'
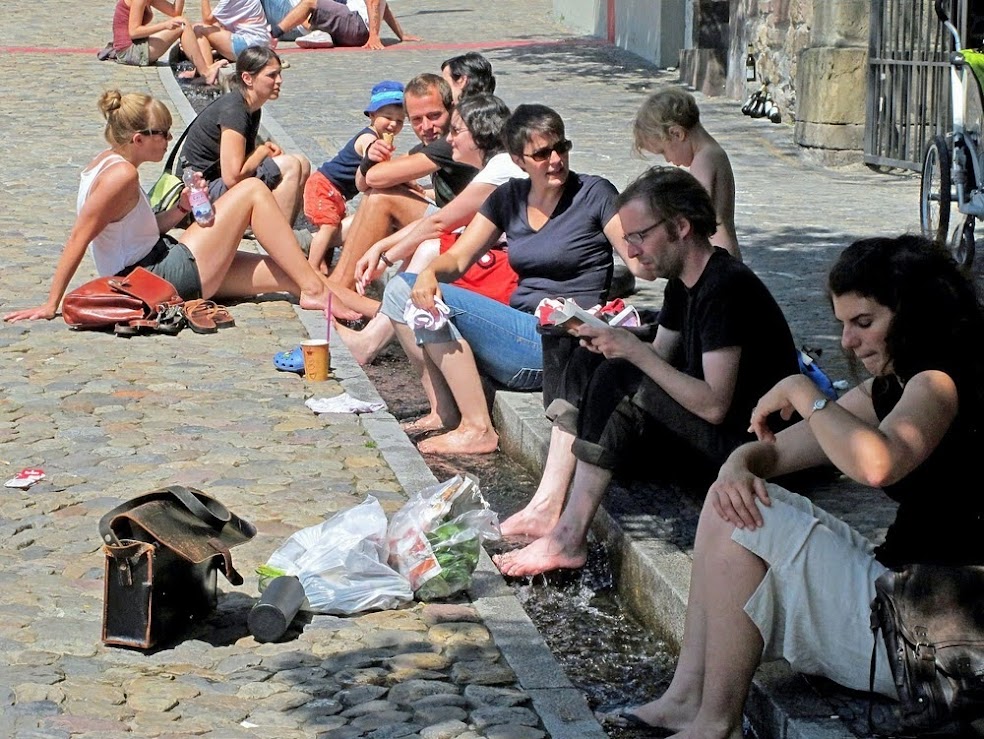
top-left (258, 496), bottom-right (413, 615)
top-left (387, 475), bottom-right (501, 600)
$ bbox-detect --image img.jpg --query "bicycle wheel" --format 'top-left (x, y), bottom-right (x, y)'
top-left (920, 135), bottom-right (952, 244)
top-left (949, 214), bottom-right (977, 268)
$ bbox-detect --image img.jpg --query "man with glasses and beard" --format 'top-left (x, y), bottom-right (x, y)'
top-left (494, 166), bottom-right (798, 577)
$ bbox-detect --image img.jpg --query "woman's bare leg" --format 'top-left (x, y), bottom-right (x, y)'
top-left (393, 323), bottom-right (460, 434)
top-left (180, 179), bottom-right (332, 309)
top-left (673, 508), bottom-right (764, 739)
top-left (500, 426), bottom-right (576, 537)
top-left (196, 25), bottom-right (237, 62)
top-left (178, 23), bottom-right (228, 83)
top-left (630, 498), bottom-right (764, 738)
top-left (416, 338), bottom-right (498, 455)
top-left (334, 313), bottom-right (396, 365)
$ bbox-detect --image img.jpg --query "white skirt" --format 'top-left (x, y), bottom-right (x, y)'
top-left (732, 484), bottom-right (897, 697)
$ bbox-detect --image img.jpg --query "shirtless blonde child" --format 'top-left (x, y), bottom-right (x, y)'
top-left (634, 88), bottom-right (741, 260)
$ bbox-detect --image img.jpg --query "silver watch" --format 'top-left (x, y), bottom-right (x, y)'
top-left (809, 397), bottom-right (829, 418)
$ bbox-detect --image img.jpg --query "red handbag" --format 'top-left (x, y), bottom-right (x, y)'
top-left (62, 267), bottom-right (184, 335)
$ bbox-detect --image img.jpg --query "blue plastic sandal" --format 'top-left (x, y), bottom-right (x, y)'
top-left (273, 346), bottom-right (304, 374)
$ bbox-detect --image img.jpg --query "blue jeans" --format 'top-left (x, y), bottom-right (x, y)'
top-left (260, 0), bottom-right (306, 40)
top-left (381, 274), bottom-right (543, 390)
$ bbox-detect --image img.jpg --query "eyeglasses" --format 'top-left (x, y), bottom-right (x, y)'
top-left (624, 218), bottom-right (667, 246)
top-left (138, 129), bottom-right (173, 140)
top-left (523, 139), bottom-right (573, 162)
top-left (448, 125), bottom-right (469, 138)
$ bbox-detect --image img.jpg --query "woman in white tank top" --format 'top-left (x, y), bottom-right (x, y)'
top-left (3, 89), bottom-right (375, 323)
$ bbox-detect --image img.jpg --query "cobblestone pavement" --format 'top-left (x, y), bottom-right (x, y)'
top-left (0, 0), bottom-right (947, 737)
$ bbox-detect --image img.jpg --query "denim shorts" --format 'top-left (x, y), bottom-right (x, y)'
top-left (122, 235), bottom-right (203, 301)
top-left (381, 273), bottom-right (543, 391)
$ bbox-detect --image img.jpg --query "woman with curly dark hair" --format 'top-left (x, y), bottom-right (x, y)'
top-left (610, 235), bottom-right (984, 738)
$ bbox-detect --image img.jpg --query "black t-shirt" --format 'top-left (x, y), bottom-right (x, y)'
top-left (409, 137), bottom-right (477, 208)
top-left (654, 248), bottom-right (798, 434)
top-left (479, 172), bottom-right (619, 312)
top-left (180, 93), bottom-right (260, 181)
top-left (872, 375), bottom-right (983, 567)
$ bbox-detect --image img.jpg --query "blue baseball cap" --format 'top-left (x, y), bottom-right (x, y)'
top-left (365, 80), bottom-right (405, 115)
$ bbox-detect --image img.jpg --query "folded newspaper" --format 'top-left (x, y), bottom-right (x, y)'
top-left (536, 297), bottom-right (640, 331)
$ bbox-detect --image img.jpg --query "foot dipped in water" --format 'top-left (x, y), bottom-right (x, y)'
top-left (416, 426), bottom-right (498, 455)
top-left (598, 692), bottom-right (701, 737)
top-left (493, 532), bottom-right (587, 577)
top-left (205, 59), bottom-right (229, 85)
top-left (499, 500), bottom-right (563, 539)
top-left (401, 413), bottom-right (447, 438)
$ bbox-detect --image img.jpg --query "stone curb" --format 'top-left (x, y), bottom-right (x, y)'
top-left (492, 391), bottom-right (856, 739)
top-left (158, 66), bottom-right (607, 739)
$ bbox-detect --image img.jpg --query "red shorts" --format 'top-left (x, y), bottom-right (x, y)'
top-left (443, 232), bottom-right (519, 306)
top-left (303, 171), bottom-right (347, 227)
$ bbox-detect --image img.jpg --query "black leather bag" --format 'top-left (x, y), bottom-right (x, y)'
top-left (99, 486), bottom-right (256, 649)
top-left (870, 564), bottom-right (984, 734)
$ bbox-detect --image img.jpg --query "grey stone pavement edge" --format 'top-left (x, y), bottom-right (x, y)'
top-left (0, 0), bottom-right (949, 737)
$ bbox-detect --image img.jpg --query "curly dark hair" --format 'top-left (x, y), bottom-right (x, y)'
top-left (827, 235), bottom-right (984, 400)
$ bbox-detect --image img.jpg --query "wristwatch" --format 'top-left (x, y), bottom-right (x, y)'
top-left (808, 397), bottom-right (829, 419)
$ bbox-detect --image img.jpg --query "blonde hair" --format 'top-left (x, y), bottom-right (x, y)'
top-left (633, 88), bottom-right (700, 151)
top-left (98, 89), bottom-right (172, 147)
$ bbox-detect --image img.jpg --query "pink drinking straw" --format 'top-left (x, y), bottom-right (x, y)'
top-left (325, 294), bottom-right (332, 342)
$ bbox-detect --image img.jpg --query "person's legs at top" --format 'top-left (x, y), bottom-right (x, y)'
top-left (260, 0), bottom-right (308, 40)
top-left (329, 186), bottom-right (429, 300)
top-left (307, 0), bottom-right (370, 45)
top-left (196, 25), bottom-right (238, 62)
top-left (144, 22), bottom-right (228, 83)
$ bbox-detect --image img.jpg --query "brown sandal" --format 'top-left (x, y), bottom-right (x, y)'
top-left (208, 303), bottom-right (235, 329)
top-left (183, 299), bottom-right (218, 334)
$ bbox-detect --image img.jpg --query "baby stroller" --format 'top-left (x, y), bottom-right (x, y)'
top-left (920, 0), bottom-right (984, 267)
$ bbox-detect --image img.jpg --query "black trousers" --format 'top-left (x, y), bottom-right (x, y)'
top-left (546, 346), bottom-right (748, 480)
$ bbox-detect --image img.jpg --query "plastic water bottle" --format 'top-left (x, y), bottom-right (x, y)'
top-left (181, 168), bottom-right (215, 227)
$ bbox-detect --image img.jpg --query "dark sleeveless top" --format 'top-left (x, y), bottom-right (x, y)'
top-left (317, 126), bottom-right (376, 201)
top-left (872, 374), bottom-right (983, 567)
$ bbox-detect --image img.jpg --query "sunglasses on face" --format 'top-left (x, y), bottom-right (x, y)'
top-left (524, 138), bottom-right (573, 162)
top-left (138, 129), bottom-right (173, 140)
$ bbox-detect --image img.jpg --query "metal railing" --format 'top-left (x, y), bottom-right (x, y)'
top-left (864, 0), bottom-right (968, 170)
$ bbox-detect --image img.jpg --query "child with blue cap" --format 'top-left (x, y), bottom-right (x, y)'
top-left (303, 80), bottom-right (405, 273)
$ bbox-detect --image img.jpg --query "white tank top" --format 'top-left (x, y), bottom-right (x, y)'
top-left (77, 153), bottom-right (160, 276)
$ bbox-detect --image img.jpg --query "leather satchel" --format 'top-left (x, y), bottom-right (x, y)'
top-left (869, 564), bottom-right (984, 734)
top-left (100, 485), bottom-right (256, 649)
top-left (62, 267), bottom-right (184, 335)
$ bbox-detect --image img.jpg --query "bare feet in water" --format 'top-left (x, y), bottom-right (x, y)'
top-left (499, 502), bottom-right (562, 539)
top-left (417, 426), bottom-right (498, 455)
top-left (492, 533), bottom-right (587, 577)
top-left (205, 59), bottom-right (229, 85)
top-left (401, 414), bottom-right (446, 438)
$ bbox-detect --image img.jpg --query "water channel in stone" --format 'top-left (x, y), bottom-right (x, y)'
top-left (176, 76), bottom-right (680, 737)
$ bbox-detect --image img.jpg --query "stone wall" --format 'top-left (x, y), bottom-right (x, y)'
top-left (726, 0), bottom-right (869, 162)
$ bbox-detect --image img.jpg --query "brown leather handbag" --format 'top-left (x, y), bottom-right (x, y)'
top-left (99, 486), bottom-right (256, 649)
top-left (869, 564), bottom-right (984, 734)
top-left (62, 267), bottom-right (184, 335)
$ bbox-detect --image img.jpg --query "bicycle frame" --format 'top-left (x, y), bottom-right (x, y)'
top-left (938, 1), bottom-right (984, 217)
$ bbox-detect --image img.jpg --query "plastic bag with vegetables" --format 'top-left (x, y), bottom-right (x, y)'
top-left (387, 475), bottom-right (500, 601)
top-left (257, 495), bottom-right (413, 615)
